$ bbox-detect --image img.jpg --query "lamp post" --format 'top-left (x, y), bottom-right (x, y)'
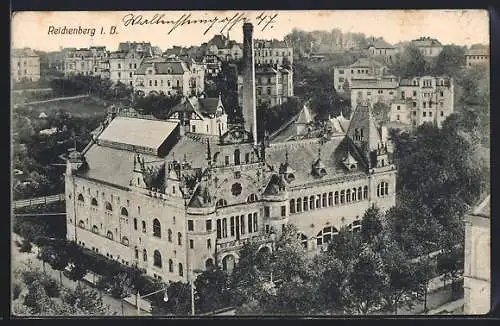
top-left (136, 287), bottom-right (168, 316)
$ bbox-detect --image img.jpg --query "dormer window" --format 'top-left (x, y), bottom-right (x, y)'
top-left (287, 173), bottom-right (295, 182)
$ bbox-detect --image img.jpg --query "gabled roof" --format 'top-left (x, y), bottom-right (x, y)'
top-left (169, 96), bottom-right (224, 119)
top-left (411, 37), bottom-right (442, 47)
top-left (368, 38), bottom-right (395, 49)
top-left (350, 58), bottom-right (385, 69)
top-left (135, 60), bottom-right (189, 75)
top-left (346, 104), bottom-right (383, 153)
top-left (207, 34), bottom-right (230, 49)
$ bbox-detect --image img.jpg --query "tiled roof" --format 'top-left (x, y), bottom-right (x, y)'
top-left (97, 117), bottom-right (179, 151)
top-left (254, 39), bottom-right (289, 48)
top-left (368, 38), bottom-right (395, 49)
top-left (411, 37), bottom-right (442, 47)
top-left (266, 136), bottom-right (367, 187)
top-left (118, 42), bottom-right (153, 53)
top-left (350, 58), bottom-right (385, 68)
top-left (170, 97), bottom-right (223, 118)
top-left (163, 136), bottom-right (210, 170)
top-left (135, 60), bottom-right (189, 75)
top-left (207, 35), bottom-right (229, 49)
top-left (12, 48), bottom-right (38, 57)
top-left (109, 51), bottom-right (128, 59)
top-left (466, 48), bottom-right (489, 56)
top-left (80, 144), bottom-right (160, 188)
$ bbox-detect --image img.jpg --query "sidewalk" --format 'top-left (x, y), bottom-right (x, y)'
top-left (12, 235), bottom-right (150, 316)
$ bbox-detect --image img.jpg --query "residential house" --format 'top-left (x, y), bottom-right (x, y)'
top-left (333, 58), bottom-right (388, 93)
top-left (254, 39), bottom-right (293, 67)
top-left (411, 37), bottom-right (443, 57)
top-left (64, 46), bottom-right (109, 77)
top-left (367, 37), bottom-right (399, 64)
top-left (465, 45), bottom-right (489, 68)
top-left (203, 34), bottom-right (243, 61)
top-left (11, 48), bottom-right (41, 82)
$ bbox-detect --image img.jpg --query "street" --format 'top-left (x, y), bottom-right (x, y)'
top-left (12, 234), bottom-right (149, 316)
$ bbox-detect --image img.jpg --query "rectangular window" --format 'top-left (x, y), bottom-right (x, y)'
top-left (264, 206), bottom-right (270, 218)
top-left (189, 239), bottom-right (194, 249)
top-left (429, 111), bottom-right (433, 117)
top-left (248, 214), bottom-right (253, 233)
top-left (265, 225), bottom-right (270, 233)
top-left (423, 112), bottom-right (427, 117)
top-left (216, 219), bottom-right (222, 239)
top-left (253, 213), bottom-right (258, 232)
top-left (281, 206), bottom-right (286, 217)
top-left (225, 156), bottom-right (230, 166)
top-left (207, 239), bottom-right (211, 249)
top-left (222, 218), bottom-right (227, 238)
top-left (230, 217), bottom-right (235, 237)
top-left (206, 220), bottom-right (212, 232)
top-left (240, 215), bottom-right (245, 235)
top-left (413, 91), bottom-right (417, 97)
top-left (397, 106), bottom-right (401, 110)
top-left (441, 111), bottom-right (444, 117)
top-left (245, 153), bottom-right (250, 164)
top-left (188, 220), bottom-right (194, 231)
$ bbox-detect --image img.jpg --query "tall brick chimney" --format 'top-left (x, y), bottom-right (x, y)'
top-left (242, 23), bottom-right (257, 145)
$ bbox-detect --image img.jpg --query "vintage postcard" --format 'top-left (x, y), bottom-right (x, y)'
top-left (10, 10), bottom-right (490, 317)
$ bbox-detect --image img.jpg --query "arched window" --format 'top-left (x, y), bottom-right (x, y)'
top-left (296, 198), bottom-right (302, 213)
top-left (142, 221), bottom-right (146, 233)
top-left (133, 218), bottom-right (138, 230)
top-left (309, 196), bottom-right (315, 210)
top-left (358, 187), bottom-right (362, 201)
top-left (316, 226), bottom-right (339, 246)
top-left (169, 259), bottom-right (174, 272)
top-left (247, 194), bottom-right (258, 203)
top-left (179, 263), bottom-right (184, 276)
top-left (216, 199), bottom-right (228, 208)
top-left (121, 207), bottom-right (128, 216)
top-left (322, 193), bottom-right (327, 207)
top-left (91, 198), bottom-right (98, 206)
top-left (78, 220), bottom-right (85, 228)
top-left (340, 190), bottom-right (345, 204)
top-left (303, 196), bottom-right (308, 211)
top-left (352, 188), bottom-right (357, 201)
top-left (298, 233), bottom-right (308, 249)
top-left (168, 229), bottom-right (172, 242)
top-left (92, 225), bottom-right (99, 233)
top-left (121, 236), bottom-right (129, 246)
top-left (334, 191), bottom-right (339, 205)
top-left (328, 192), bottom-right (333, 206)
top-left (363, 186), bottom-right (368, 199)
top-left (153, 218), bottom-right (161, 238)
top-left (134, 246), bottom-right (139, 259)
top-left (153, 250), bottom-right (162, 268)
top-left (346, 189), bottom-right (351, 203)
top-left (234, 149), bottom-right (240, 165)
top-left (107, 231), bottom-right (114, 240)
top-left (377, 181), bottom-right (389, 197)
top-left (105, 202), bottom-right (113, 211)
top-left (78, 193), bottom-right (84, 202)
top-left (178, 232), bottom-right (182, 245)
top-left (289, 199), bottom-right (296, 213)
top-left (143, 249), bottom-right (147, 262)
top-left (205, 258), bottom-right (214, 269)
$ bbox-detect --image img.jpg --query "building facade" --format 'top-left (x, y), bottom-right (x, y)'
top-left (203, 34), bottom-right (243, 62)
top-left (410, 37), bottom-right (443, 58)
top-left (388, 76), bottom-right (454, 128)
top-left (350, 78), bottom-right (399, 108)
top-left (465, 47), bottom-right (489, 68)
top-left (65, 23), bottom-right (397, 282)
top-left (11, 48), bottom-right (41, 82)
top-left (254, 39), bottom-right (293, 67)
top-left (366, 38), bottom-right (399, 64)
top-left (464, 195), bottom-right (490, 314)
top-left (133, 58), bottom-right (204, 97)
top-left (333, 58), bottom-right (388, 93)
top-left (64, 46), bottom-right (109, 77)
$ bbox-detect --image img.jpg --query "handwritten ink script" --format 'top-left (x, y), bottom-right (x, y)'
top-left (121, 12), bottom-right (278, 35)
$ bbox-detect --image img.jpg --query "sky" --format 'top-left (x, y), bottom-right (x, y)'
top-left (11, 10), bottom-right (489, 52)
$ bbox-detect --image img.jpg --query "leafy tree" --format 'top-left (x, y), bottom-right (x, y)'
top-left (360, 206), bottom-right (383, 245)
top-left (328, 225), bottom-right (362, 264)
top-left (12, 282), bottom-right (23, 301)
top-left (38, 245), bottom-right (55, 273)
top-left (110, 271), bottom-right (133, 315)
top-left (346, 245), bottom-right (389, 315)
top-left (48, 246), bottom-right (70, 286)
top-left (432, 45), bottom-right (466, 77)
top-left (313, 252), bottom-right (350, 313)
top-left (62, 284), bottom-right (111, 315)
top-left (413, 256), bottom-right (437, 312)
top-left (19, 239), bottom-right (33, 253)
top-left (194, 266), bottom-right (230, 313)
top-left (389, 44), bottom-right (430, 78)
top-left (436, 245), bottom-right (464, 288)
top-left (23, 280), bottom-right (54, 315)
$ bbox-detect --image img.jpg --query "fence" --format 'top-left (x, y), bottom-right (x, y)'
top-left (12, 193), bottom-right (65, 209)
